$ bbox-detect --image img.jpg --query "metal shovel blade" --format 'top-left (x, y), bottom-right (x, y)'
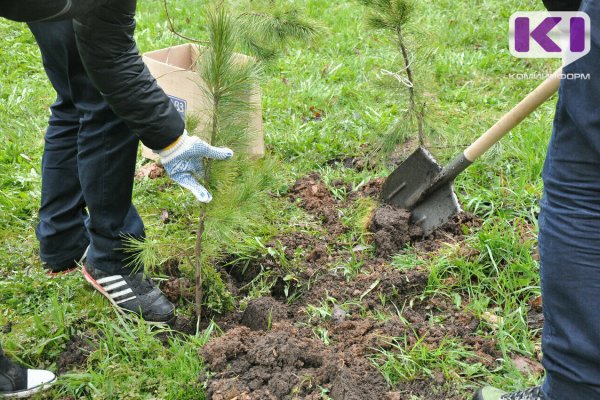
top-left (382, 147), bottom-right (442, 208)
top-left (411, 183), bottom-right (461, 235)
top-left (381, 147), bottom-right (461, 235)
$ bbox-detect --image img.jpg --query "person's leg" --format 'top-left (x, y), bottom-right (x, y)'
top-left (30, 19), bottom-right (145, 275)
top-left (29, 20), bottom-right (90, 272)
top-left (539, 0), bottom-right (600, 398)
top-left (75, 83), bottom-right (145, 275)
top-left (72, 0), bottom-right (184, 150)
top-left (29, 19), bottom-right (174, 322)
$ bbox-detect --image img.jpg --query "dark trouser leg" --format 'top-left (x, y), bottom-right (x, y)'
top-left (29, 21), bottom-right (89, 269)
top-left (539, 1), bottom-right (600, 398)
top-left (72, 0), bottom-right (184, 150)
top-left (30, 20), bottom-right (145, 275)
top-left (76, 98), bottom-right (144, 275)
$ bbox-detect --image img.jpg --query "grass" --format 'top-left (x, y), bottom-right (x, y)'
top-left (0, 0), bottom-right (556, 398)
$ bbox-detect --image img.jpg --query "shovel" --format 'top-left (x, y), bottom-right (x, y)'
top-left (381, 69), bottom-right (562, 235)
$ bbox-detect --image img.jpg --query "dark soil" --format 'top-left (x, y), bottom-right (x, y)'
top-left (298, 265), bottom-right (429, 314)
top-left (198, 258), bottom-right (499, 399)
top-left (181, 172), bottom-right (501, 399)
top-left (160, 277), bottom-right (194, 304)
top-left (368, 204), bottom-right (478, 258)
top-left (240, 297), bottom-right (291, 331)
top-left (369, 206), bottom-right (424, 258)
top-left (289, 173), bottom-right (474, 259)
top-left (289, 173), bottom-right (346, 235)
top-left (200, 302), bottom-right (479, 400)
top-left (160, 258), bottom-right (182, 277)
top-left (200, 323), bottom-right (395, 400)
top-left (56, 334), bottom-right (97, 374)
top-left (527, 295), bottom-right (544, 332)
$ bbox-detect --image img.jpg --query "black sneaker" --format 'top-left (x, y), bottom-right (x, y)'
top-left (474, 386), bottom-right (546, 400)
top-left (82, 264), bottom-right (175, 323)
top-left (43, 245), bottom-right (90, 276)
top-left (0, 353), bottom-right (56, 398)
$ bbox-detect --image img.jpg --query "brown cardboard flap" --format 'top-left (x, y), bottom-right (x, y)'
top-left (141, 44), bottom-right (265, 161)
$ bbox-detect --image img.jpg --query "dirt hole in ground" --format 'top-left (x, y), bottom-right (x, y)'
top-left (56, 333), bottom-right (98, 374)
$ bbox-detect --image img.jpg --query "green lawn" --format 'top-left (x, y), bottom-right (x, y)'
top-left (0, 0), bottom-right (558, 398)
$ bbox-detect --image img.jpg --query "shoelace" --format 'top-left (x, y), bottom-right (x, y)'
top-left (501, 386), bottom-right (544, 400)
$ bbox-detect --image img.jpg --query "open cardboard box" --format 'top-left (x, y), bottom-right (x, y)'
top-left (141, 43), bottom-right (265, 161)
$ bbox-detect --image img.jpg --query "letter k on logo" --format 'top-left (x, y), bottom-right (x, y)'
top-left (509, 12), bottom-right (590, 66)
top-left (515, 17), bottom-right (562, 52)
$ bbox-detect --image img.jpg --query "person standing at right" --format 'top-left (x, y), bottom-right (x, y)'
top-left (476, 0), bottom-right (600, 399)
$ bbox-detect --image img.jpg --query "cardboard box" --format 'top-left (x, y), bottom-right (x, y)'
top-left (141, 43), bottom-right (265, 160)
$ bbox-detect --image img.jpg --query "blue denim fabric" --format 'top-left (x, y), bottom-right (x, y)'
top-left (539, 1), bottom-right (600, 398)
top-left (29, 20), bottom-right (144, 274)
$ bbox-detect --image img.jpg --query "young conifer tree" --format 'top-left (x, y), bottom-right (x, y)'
top-left (360, 0), bottom-right (426, 148)
top-left (127, 2), bottom-right (319, 321)
top-left (193, 2), bottom-right (320, 319)
top-left (191, 5), bottom-right (262, 320)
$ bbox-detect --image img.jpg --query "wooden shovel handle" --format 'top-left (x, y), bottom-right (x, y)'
top-left (463, 68), bottom-right (562, 162)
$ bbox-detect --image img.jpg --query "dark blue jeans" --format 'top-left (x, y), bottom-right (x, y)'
top-left (540, 1), bottom-right (600, 398)
top-left (29, 20), bottom-right (144, 274)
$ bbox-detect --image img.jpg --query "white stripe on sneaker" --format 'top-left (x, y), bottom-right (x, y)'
top-left (103, 280), bottom-right (128, 292)
top-left (115, 296), bottom-right (137, 305)
top-left (96, 275), bottom-right (123, 285)
top-left (110, 288), bottom-right (133, 300)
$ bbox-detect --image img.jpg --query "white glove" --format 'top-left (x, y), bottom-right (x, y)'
top-left (157, 131), bottom-right (233, 202)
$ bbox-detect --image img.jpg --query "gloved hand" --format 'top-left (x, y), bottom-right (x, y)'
top-left (157, 131), bottom-right (233, 203)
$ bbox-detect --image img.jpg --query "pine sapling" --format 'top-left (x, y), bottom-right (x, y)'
top-left (192, 3), bottom-right (320, 319)
top-left (360, 0), bottom-right (426, 146)
top-left (126, 2), bottom-right (320, 320)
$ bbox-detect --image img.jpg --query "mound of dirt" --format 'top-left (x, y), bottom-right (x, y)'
top-left (369, 206), bottom-right (424, 258)
top-left (241, 297), bottom-right (291, 331)
top-left (368, 204), bottom-right (477, 257)
top-left (200, 323), bottom-right (396, 400)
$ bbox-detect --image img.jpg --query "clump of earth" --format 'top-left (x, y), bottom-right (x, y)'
top-left (368, 204), bottom-right (476, 258)
top-left (368, 205), bottom-right (425, 258)
top-left (200, 323), bottom-right (396, 400)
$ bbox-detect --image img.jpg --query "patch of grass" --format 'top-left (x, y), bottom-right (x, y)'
top-left (375, 335), bottom-right (489, 384)
top-left (56, 318), bottom-right (213, 400)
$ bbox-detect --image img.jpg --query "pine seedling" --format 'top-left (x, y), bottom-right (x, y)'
top-left (192, 3), bottom-right (320, 319)
top-left (359, 0), bottom-right (426, 147)
top-left (126, 2), bottom-right (319, 319)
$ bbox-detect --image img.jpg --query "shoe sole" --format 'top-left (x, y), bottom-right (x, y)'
top-left (0, 377), bottom-right (56, 398)
top-left (44, 245), bottom-right (90, 277)
top-left (82, 266), bottom-right (174, 325)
